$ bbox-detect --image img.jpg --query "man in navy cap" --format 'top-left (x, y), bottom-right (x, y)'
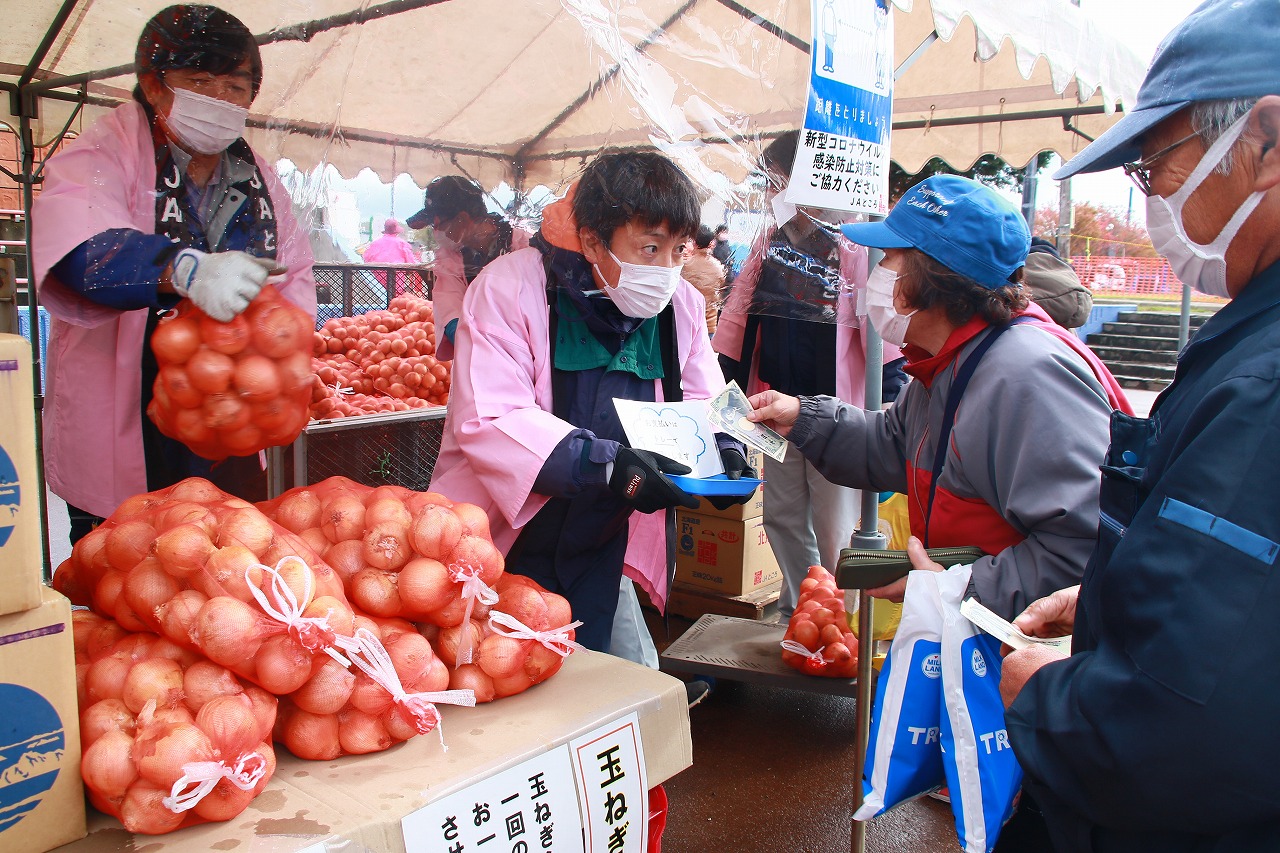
top-left (1001, 0), bottom-right (1280, 849)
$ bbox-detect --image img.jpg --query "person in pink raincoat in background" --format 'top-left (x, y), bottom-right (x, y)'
top-left (429, 152), bottom-right (755, 666)
top-left (31, 5), bottom-right (315, 544)
top-left (406, 175), bottom-right (532, 361)
top-left (361, 218), bottom-right (421, 298)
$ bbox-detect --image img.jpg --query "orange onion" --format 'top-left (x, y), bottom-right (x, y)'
top-left (252, 635), bottom-right (314, 696)
top-left (192, 597), bottom-right (263, 666)
top-left (154, 523), bottom-right (216, 579)
top-left (449, 663), bottom-right (496, 704)
top-left (104, 519), bottom-right (158, 573)
top-left (274, 490), bottom-right (322, 534)
top-left (81, 698), bottom-right (137, 748)
top-left (81, 729), bottom-right (138, 801)
top-left (321, 494), bottom-right (366, 542)
top-left (337, 708), bottom-right (393, 755)
top-left (279, 708), bottom-right (341, 761)
top-left (122, 657), bottom-right (186, 715)
top-left (182, 661), bottom-right (244, 712)
top-left (134, 721), bottom-right (216, 787)
top-left (156, 589), bottom-right (208, 646)
top-left (123, 558), bottom-right (181, 624)
top-left (351, 569), bottom-right (402, 618)
top-left (409, 504), bottom-right (463, 561)
top-left (290, 658), bottom-right (355, 716)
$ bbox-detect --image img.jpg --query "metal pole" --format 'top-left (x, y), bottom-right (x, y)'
top-left (850, 247), bottom-right (889, 853)
top-left (19, 106), bottom-right (53, 581)
top-left (1056, 177), bottom-right (1073, 259)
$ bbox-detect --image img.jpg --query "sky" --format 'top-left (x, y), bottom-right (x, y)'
top-left (1034, 0), bottom-right (1207, 228)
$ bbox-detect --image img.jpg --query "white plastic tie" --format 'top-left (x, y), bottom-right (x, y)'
top-left (779, 639), bottom-right (828, 664)
top-left (328, 383), bottom-right (354, 395)
top-left (245, 557), bottom-right (349, 666)
top-left (162, 751), bottom-right (267, 813)
top-left (449, 561), bottom-right (498, 666)
top-left (339, 627), bottom-right (476, 749)
top-left (487, 612), bottom-right (586, 658)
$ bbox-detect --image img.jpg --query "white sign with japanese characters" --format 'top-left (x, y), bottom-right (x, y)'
top-left (785, 0), bottom-right (894, 215)
top-left (570, 712), bottom-right (649, 853)
top-left (612, 399), bottom-right (723, 479)
top-left (402, 746), bottom-right (584, 853)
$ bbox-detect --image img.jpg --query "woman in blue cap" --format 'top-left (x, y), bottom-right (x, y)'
top-left (747, 174), bottom-right (1129, 622)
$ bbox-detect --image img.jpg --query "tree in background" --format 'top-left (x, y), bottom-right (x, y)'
top-left (1035, 202), bottom-right (1157, 259)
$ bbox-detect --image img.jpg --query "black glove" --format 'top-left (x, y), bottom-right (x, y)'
top-left (609, 447), bottom-right (699, 514)
top-left (707, 447), bottom-right (759, 510)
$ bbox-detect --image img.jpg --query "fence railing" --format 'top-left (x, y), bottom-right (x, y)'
top-left (1068, 255), bottom-right (1227, 303)
top-left (312, 263), bottom-right (435, 325)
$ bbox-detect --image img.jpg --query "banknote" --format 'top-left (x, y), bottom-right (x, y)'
top-left (705, 381), bottom-right (788, 463)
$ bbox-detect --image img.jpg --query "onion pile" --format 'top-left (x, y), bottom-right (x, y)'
top-left (779, 566), bottom-right (860, 678)
top-left (148, 286), bottom-right (314, 460)
top-left (52, 477), bottom-right (359, 703)
top-left (423, 574), bottom-right (580, 703)
top-left (310, 295), bottom-right (452, 419)
top-left (256, 477), bottom-right (504, 628)
top-left (74, 612), bottom-right (277, 835)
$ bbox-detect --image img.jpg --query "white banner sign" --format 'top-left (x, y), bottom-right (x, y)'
top-left (570, 712), bottom-right (649, 853)
top-left (786, 0), bottom-right (894, 215)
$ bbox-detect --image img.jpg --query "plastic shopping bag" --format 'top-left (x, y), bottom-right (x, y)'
top-left (936, 565), bottom-right (1022, 853)
top-left (854, 569), bottom-right (946, 820)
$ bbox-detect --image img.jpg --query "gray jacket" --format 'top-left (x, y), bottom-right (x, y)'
top-left (788, 322), bottom-right (1115, 618)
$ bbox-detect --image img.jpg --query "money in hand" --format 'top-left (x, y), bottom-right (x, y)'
top-left (706, 381), bottom-right (787, 463)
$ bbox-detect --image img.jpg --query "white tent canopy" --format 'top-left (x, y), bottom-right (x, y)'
top-left (4, 0), bottom-right (1145, 197)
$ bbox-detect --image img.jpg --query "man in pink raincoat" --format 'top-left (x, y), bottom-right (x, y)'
top-left (429, 152), bottom-right (753, 654)
top-left (32, 5), bottom-right (315, 544)
top-left (406, 175), bottom-right (532, 361)
top-left (361, 218), bottom-right (421, 298)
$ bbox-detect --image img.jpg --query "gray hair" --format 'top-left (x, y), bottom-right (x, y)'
top-left (1190, 97), bottom-right (1260, 174)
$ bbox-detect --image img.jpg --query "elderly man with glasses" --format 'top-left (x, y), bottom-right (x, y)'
top-left (1001, 1), bottom-right (1280, 850)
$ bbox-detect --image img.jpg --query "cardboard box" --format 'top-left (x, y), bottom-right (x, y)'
top-left (691, 446), bottom-right (766, 521)
top-left (0, 587), bottom-right (86, 853)
top-left (0, 335), bottom-right (44, 616)
top-left (54, 651), bottom-right (689, 853)
top-left (675, 510), bottom-right (782, 596)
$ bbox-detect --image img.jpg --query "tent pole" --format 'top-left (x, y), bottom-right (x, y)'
top-left (849, 246), bottom-right (887, 853)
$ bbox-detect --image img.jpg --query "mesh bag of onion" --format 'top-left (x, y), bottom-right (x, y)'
top-left (779, 566), bottom-right (860, 678)
top-left (425, 574), bottom-right (583, 703)
top-left (52, 477), bottom-right (363, 699)
top-left (148, 285), bottom-right (313, 460)
top-left (73, 612), bottom-right (278, 835)
top-left (256, 478), bottom-right (505, 642)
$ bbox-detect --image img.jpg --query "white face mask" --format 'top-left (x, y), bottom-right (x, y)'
top-left (163, 86), bottom-right (249, 155)
top-left (594, 249), bottom-right (683, 319)
top-left (770, 195), bottom-right (798, 227)
top-left (865, 264), bottom-right (917, 348)
top-left (1145, 112), bottom-right (1265, 298)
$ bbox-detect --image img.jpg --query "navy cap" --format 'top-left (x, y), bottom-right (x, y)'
top-left (840, 175), bottom-right (1029, 289)
top-left (406, 175), bottom-right (486, 230)
top-left (1056, 0), bottom-right (1280, 179)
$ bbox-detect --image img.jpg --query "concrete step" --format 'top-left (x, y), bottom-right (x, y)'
top-left (1117, 311), bottom-right (1212, 326)
top-left (1087, 333), bottom-right (1179, 351)
top-left (1104, 361), bottom-right (1177, 381)
top-left (1103, 321), bottom-right (1189, 337)
top-left (1088, 345), bottom-right (1178, 366)
top-left (1112, 374), bottom-right (1172, 392)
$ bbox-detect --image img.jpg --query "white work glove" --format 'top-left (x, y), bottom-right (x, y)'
top-left (170, 248), bottom-right (275, 321)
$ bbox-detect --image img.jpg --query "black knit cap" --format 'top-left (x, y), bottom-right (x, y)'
top-left (136, 5), bottom-right (263, 97)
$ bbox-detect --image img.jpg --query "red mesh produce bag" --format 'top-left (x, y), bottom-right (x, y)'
top-left (148, 285), bottom-right (313, 460)
top-left (257, 478), bottom-right (504, 665)
top-left (274, 615), bottom-right (474, 759)
top-left (426, 574), bottom-right (582, 703)
top-left (779, 566), bottom-right (860, 678)
top-left (73, 612), bottom-right (278, 835)
top-left (53, 478), bottom-right (360, 700)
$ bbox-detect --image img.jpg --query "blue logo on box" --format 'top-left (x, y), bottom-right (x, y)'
top-left (0, 684), bottom-right (64, 833)
top-left (0, 445), bottom-right (19, 548)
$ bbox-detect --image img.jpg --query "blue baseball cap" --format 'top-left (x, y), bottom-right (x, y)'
top-left (1055, 0), bottom-right (1280, 179)
top-left (839, 175), bottom-right (1029, 289)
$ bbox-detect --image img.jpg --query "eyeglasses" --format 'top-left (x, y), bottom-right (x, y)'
top-left (163, 69), bottom-right (254, 104)
top-left (1122, 131), bottom-right (1200, 196)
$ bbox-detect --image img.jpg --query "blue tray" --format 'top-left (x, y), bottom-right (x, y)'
top-left (668, 474), bottom-right (763, 496)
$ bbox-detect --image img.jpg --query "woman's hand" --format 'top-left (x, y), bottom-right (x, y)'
top-left (865, 537), bottom-right (943, 601)
top-left (746, 390), bottom-right (800, 437)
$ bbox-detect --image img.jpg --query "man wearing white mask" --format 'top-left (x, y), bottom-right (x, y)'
top-left (32, 4), bottom-right (314, 544)
top-left (429, 152), bottom-right (753, 660)
top-left (1000, 1), bottom-right (1280, 848)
